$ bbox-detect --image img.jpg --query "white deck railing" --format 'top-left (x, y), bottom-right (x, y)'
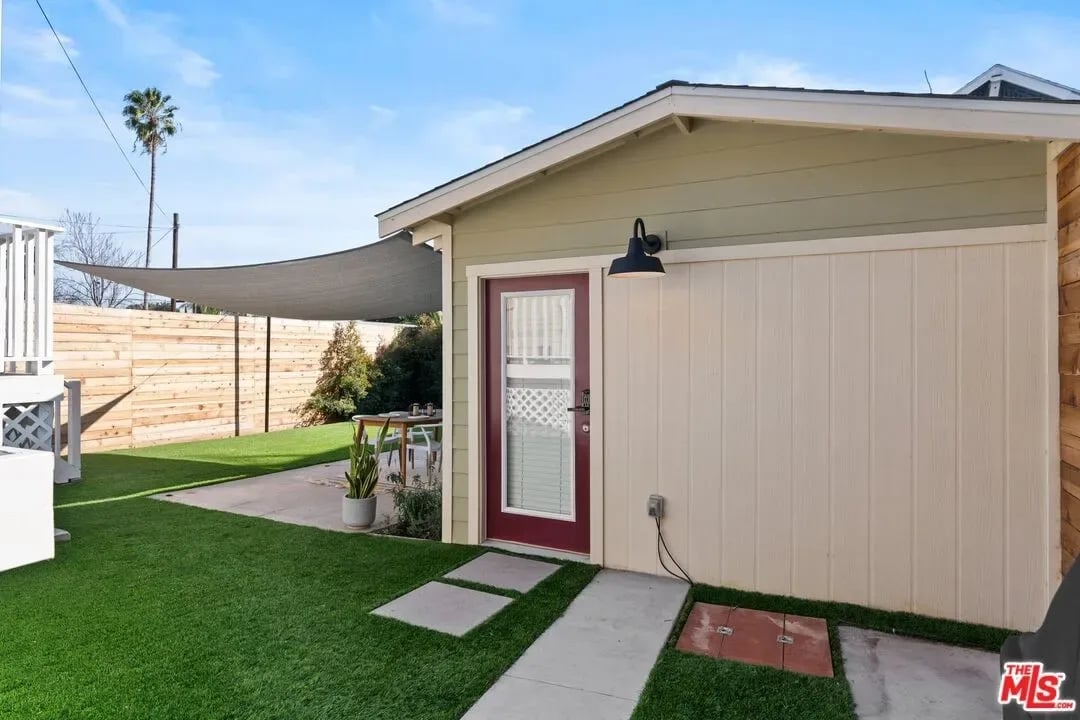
top-left (0, 216), bottom-right (63, 375)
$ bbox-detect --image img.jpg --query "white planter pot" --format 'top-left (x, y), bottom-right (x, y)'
top-left (342, 495), bottom-right (377, 529)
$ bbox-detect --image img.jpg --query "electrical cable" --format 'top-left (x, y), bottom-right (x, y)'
top-left (33, 0), bottom-right (168, 222)
top-left (655, 516), bottom-right (693, 585)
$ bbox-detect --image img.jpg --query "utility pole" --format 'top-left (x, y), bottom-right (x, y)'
top-left (170, 212), bottom-right (179, 311)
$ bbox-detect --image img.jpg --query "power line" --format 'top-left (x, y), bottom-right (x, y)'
top-left (149, 226), bottom-right (172, 251)
top-left (33, 0), bottom-right (168, 222)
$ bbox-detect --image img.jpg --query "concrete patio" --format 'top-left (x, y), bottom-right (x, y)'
top-left (151, 457), bottom-right (420, 533)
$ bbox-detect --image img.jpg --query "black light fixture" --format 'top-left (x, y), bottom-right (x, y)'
top-left (608, 217), bottom-right (665, 278)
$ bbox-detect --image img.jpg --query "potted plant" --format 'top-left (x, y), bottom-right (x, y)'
top-left (342, 418), bottom-right (390, 529)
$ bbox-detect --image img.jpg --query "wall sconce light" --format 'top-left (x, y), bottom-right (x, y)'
top-left (608, 217), bottom-right (665, 279)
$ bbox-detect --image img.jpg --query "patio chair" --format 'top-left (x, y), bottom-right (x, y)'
top-left (407, 424), bottom-right (443, 468)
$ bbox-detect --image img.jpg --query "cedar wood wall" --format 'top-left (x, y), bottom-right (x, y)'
top-left (53, 304), bottom-right (399, 451)
top-left (1059, 143), bottom-right (1080, 575)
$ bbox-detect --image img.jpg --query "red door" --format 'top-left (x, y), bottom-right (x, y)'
top-left (485, 274), bottom-right (590, 554)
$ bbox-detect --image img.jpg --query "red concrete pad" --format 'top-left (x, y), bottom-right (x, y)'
top-left (782, 614), bottom-right (834, 677)
top-left (676, 602), bottom-right (731, 658)
top-left (718, 608), bottom-right (785, 669)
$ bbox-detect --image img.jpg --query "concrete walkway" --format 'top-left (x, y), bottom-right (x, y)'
top-left (152, 459), bottom-right (398, 533)
top-left (463, 570), bottom-right (688, 720)
top-left (840, 626), bottom-right (1001, 719)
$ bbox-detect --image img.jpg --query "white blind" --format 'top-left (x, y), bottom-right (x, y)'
top-left (503, 292), bottom-right (573, 517)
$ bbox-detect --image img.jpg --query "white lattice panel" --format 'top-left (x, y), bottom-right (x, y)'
top-left (3, 402), bottom-right (54, 451)
top-left (506, 384), bottom-right (570, 432)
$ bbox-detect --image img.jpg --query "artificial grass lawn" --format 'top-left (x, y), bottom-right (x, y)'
top-left (0, 499), bottom-right (598, 719)
top-left (632, 583), bottom-right (1012, 719)
top-left (56, 423), bottom-right (354, 506)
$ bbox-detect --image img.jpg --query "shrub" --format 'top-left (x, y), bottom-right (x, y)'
top-left (299, 321), bottom-right (375, 424)
top-left (357, 313), bottom-right (441, 414)
top-left (387, 467), bottom-right (441, 540)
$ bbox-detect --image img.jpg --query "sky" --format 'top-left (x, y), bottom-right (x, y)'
top-left (1, 0), bottom-right (1080, 267)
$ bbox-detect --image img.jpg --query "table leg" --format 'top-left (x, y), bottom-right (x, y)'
top-left (399, 424), bottom-right (409, 478)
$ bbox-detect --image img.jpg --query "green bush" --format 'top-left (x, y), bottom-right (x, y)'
top-left (387, 468), bottom-right (441, 540)
top-left (299, 321), bottom-right (375, 424)
top-left (357, 313), bottom-right (441, 414)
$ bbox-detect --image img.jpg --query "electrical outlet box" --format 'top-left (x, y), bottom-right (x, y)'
top-left (647, 494), bottom-right (665, 519)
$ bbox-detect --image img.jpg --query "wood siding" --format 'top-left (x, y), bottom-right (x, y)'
top-left (449, 120), bottom-right (1046, 545)
top-left (602, 232), bottom-right (1048, 631)
top-left (1060, 143), bottom-right (1080, 576)
top-left (53, 305), bottom-right (398, 450)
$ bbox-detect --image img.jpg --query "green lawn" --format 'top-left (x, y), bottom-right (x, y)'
top-left (56, 423), bottom-right (354, 506)
top-left (9, 428), bottom-right (1017, 719)
top-left (0, 500), bottom-right (597, 720)
top-left (0, 428), bottom-right (599, 719)
top-left (633, 583), bottom-right (1012, 719)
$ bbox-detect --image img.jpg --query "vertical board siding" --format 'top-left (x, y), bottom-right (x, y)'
top-left (449, 123), bottom-right (1045, 544)
top-left (1060, 144), bottom-right (1080, 579)
top-left (957, 244), bottom-right (1007, 626)
top-left (603, 229), bottom-right (1048, 630)
top-left (687, 262), bottom-right (725, 582)
top-left (52, 305), bottom-right (399, 450)
top-left (721, 260), bottom-right (757, 590)
top-left (912, 247), bottom-right (959, 621)
top-left (869, 251), bottom-right (914, 612)
top-left (790, 256), bottom-right (831, 600)
top-left (756, 257), bottom-right (793, 596)
top-left (829, 253), bottom-right (872, 606)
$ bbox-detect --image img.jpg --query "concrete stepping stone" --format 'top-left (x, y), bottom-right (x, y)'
top-left (675, 602), bottom-right (834, 677)
top-left (444, 552), bottom-right (560, 593)
top-left (371, 581), bottom-right (512, 637)
top-left (840, 626), bottom-right (1000, 719)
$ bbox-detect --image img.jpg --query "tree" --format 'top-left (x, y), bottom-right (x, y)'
top-left (122, 87), bottom-right (179, 309)
top-left (300, 322), bottom-right (376, 425)
top-left (54, 210), bottom-right (142, 308)
top-left (357, 313), bottom-right (442, 414)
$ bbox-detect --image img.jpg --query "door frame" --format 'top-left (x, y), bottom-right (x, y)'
top-left (466, 261), bottom-right (606, 565)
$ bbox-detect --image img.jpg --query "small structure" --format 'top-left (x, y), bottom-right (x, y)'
top-left (0, 216), bottom-right (80, 572)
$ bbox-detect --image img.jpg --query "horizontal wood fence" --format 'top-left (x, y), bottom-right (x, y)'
top-left (53, 305), bottom-right (400, 451)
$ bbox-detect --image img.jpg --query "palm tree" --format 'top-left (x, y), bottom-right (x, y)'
top-left (123, 88), bottom-right (179, 309)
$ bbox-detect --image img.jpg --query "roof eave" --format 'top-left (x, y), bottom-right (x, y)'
top-left (377, 85), bottom-right (1080, 237)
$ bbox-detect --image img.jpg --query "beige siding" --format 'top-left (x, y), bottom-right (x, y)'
top-left (449, 120), bottom-right (1045, 547)
top-left (601, 234), bottom-right (1047, 631)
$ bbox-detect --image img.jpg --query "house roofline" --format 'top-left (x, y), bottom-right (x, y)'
top-left (377, 81), bottom-right (1080, 237)
top-left (954, 64), bottom-right (1080, 99)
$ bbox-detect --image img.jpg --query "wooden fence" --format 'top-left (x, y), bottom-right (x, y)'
top-left (1059, 143), bottom-right (1080, 574)
top-left (53, 305), bottom-right (400, 451)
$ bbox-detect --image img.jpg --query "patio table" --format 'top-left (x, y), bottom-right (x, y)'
top-left (352, 411), bottom-right (443, 474)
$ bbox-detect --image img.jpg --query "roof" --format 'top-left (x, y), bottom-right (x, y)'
top-left (955, 64), bottom-right (1080, 100)
top-left (377, 80), bottom-right (1080, 237)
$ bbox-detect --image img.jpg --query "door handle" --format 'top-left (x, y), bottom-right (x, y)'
top-left (567, 389), bottom-right (590, 415)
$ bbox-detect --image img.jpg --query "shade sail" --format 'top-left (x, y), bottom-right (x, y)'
top-left (59, 233), bottom-right (441, 321)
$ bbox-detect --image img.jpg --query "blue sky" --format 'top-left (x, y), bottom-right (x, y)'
top-left (1, 0), bottom-right (1079, 266)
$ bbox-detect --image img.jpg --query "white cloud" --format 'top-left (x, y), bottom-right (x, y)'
top-left (1, 83), bottom-right (77, 110)
top-left (695, 53), bottom-right (859, 90)
top-left (428, 0), bottom-right (496, 27)
top-left (431, 101), bottom-right (533, 162)
top-left (368, 105), bottom-right (398, 127)
top-left (4, 28), bottom-right (78, 64)
top-left (92, 0), bottom-right (220, 88)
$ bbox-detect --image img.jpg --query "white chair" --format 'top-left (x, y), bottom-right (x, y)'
top-left (408, 424), bottom-right (443, 468)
